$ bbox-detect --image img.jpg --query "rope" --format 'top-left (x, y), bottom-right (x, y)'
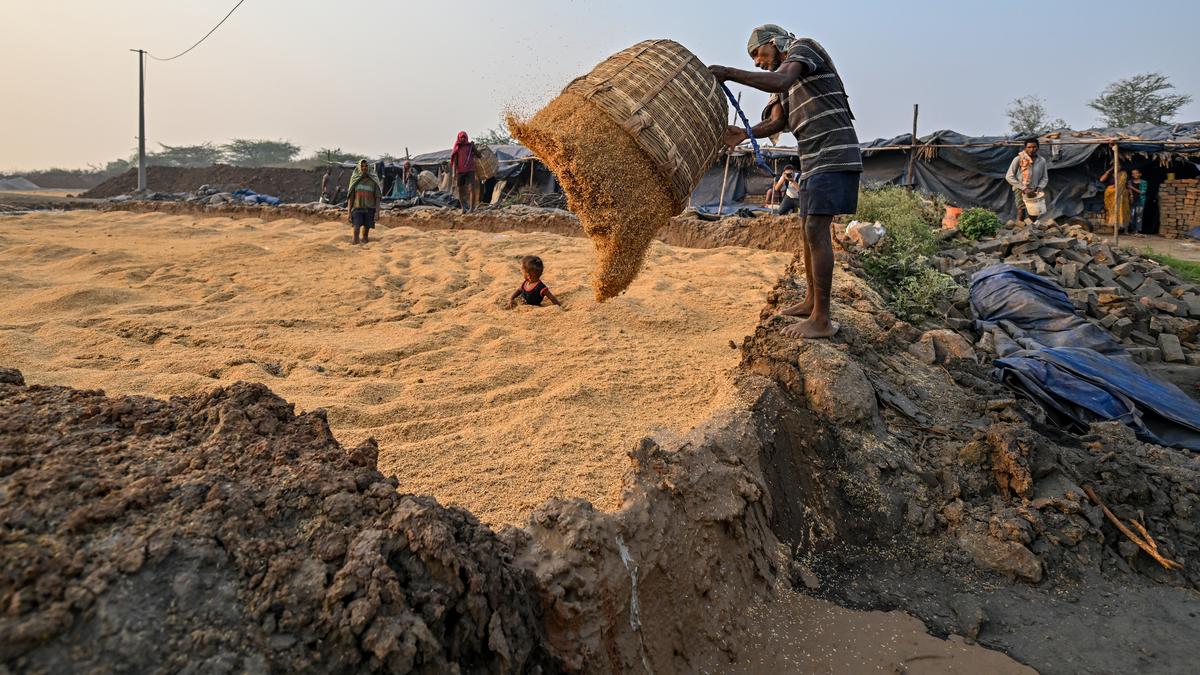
top-left (720, 83), bottom-right (776, 178)
top-left (149, 0), bottom-right (247, 61)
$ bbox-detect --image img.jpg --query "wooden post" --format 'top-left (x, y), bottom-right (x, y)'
top-left (717, 154), bottom-right (732, 215)
top-left (716, 92), bottom-right (741, 216)
top-left (906, 104), bottom-right (919, 186)
top-left (1112, 143), bottom-right (1120, 246)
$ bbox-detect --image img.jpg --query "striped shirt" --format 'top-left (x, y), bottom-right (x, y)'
top-left (766, 40), bottom-right (862, 180)
top-left (350, 179), bottom-right (379, 210)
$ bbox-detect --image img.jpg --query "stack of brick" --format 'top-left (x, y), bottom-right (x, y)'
top-left (1158, 179), bottom-right (1200, 239)
top-left (930, 221), bottom-right (1200, 365)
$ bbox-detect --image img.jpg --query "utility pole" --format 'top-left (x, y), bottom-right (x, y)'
top-left (130, 49), bottom-right (146, 192)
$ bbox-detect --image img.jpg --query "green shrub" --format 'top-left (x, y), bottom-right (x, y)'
top-left (856, 186), bottom-right (938, 287)
top-left (853, 185), bottom-right (962, 321)
top-left (890, 268), bottom-right (959, 322)
top-left (958, 208), bottom-right (1001, 240)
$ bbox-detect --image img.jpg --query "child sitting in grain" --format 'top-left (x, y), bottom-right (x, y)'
top-left (507, 255), bottom-right (561, 308)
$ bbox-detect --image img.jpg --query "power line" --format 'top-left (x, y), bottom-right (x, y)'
top-left (149, 0), bottom-right (246, 62)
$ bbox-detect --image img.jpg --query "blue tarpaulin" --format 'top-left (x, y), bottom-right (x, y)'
top-left (232, 188), bottom-right (281, 206)
top-left (972, 264), bottom-right (1200, 450)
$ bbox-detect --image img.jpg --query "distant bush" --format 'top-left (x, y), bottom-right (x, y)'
top-left (854, 185), bottom-right (959, 321)
top-left (958, 208), bottom-right (1001, 240)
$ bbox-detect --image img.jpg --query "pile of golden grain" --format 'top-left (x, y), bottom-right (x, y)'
top-left (509, 93), bottom-right (679, 301)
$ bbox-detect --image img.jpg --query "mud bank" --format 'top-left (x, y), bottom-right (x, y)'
top-left (1, 355), bottom-right (1038, 673)
top-left (0, 359), bottom-right (803, 672)
top-left (95, 200), bottom-right (805, 253)
top-left (740, 260), bottom-right (1200, 674)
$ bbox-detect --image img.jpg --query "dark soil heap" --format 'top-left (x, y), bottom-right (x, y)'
top-left (82, 165), bottom-right (324, 203)
top-left (0, 369), bottom-right (555, 673)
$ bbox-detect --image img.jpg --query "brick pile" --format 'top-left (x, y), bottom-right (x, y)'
top-left (930, 221), bottom-right (1200, 365)
top-left (1158, 179), bottom-right (1200, 239)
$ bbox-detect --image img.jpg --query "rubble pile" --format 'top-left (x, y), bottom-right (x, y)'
top-left (747, 263), bottom-right (1200, 590)
top-left (927, 220), bottom-right (1200, 365)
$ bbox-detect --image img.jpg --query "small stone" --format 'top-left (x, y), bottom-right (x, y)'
top-left (958, 531), bottom-right (1043, 583)
top-left (1113, 317), bottom-right (1134, 339)
top-left (974, 239), bottom-right (1005, 255)
top-left (1128, 346), bottom-right (1160, 363)
top-left (0, 368), bottom-right (24, 386)
top-left (1130, 329), bottom-right (1156, 346)
top-left (1159, 334), bottom-right (1186, 363)
top-left (1060, 262), bottom-right (1080, 288)
top-left (1061, 249), bottom-right (1093, 264)
top-left (1089, 264), bottom-right (1117, 284)
top-left (1182, 295), bottom-right (1200, 318)
top-left (1137, 280), bottom-right (1166, 299)
top-left (1116, 272), bottom-right (1146, 292)
top-left (1040, 237), bottom-right (1073, 249)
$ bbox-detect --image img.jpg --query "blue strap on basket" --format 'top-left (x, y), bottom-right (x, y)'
top-left (720, 83), bottom-right (776, 177)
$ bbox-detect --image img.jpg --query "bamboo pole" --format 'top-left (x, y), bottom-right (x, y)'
top-left (1112, 143), bottom-right (1120, 246)
top-left (717, 154), bottom-right (732, 215)
top-left (716, 93), bottom-right (741, 216)
top-left (906, 104), bottom-right (919, 186)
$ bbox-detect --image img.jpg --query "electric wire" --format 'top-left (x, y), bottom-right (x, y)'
top-left (149, 0), bottom-right (246, 61)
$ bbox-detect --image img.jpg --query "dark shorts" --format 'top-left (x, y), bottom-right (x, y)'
top-left (778, 195), bottom-right (800, 215)
top-left (350, 208), bottom-right (376, 229)
top-left (456, 171), bottom-right (475, 187)
top-left (798, 171), bottom-right (861, 216)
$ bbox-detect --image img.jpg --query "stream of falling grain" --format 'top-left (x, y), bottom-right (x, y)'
top-left (509, 93), bottom-right (680, 301)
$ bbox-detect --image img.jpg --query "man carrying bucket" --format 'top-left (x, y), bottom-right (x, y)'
top-left (710, 25), bottom-right (861, 339)
top-left (1005, 138), bottom-right (1048, 223)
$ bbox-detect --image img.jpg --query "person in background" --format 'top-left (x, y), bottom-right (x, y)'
top-left (710, 24), bottom-right (862, 339)
top-left (1129, 168), bottom-right (1148, 236)
top-left (346, 159), bottom-right (382, 245)
top-left (451, 131), bottom-right (477, 213)
top-left (1100, 167), bottom-right (1132, 232)
top-left (507, 255), bottom-right (561, 308)
top-left (402, 160), bottom-right (419, 198)
top-left (774, 164), bottom-right (802, 215)
top-left (319, 168), bottom-right (332, 204)
top-left (1005, 138), bottom-right (1048, 223)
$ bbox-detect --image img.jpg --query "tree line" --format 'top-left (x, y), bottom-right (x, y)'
top-left (1007, 71), bottom-right (1194, 135)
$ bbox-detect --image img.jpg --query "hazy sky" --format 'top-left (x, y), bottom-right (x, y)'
top-left (3, 0), bottom-right (1199, 171)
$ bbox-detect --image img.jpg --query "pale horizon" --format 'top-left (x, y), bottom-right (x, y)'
top-left (3, 0), bottom-right (1199, 172)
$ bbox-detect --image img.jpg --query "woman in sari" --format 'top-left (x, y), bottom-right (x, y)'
top-left (347, 159), bottom-right (382, 244)
top-left (1100, 167), bottom-right (1132, 231)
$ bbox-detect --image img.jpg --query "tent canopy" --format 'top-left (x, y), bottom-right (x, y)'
top-left (861, 122), bottom-right (1200, 220)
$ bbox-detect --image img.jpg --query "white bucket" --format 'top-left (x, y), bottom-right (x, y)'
top-left (1023, 191), bottom-right (1047, 217)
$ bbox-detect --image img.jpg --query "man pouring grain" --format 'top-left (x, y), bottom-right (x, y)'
top-left (710, 25), bottom-right (861, 339)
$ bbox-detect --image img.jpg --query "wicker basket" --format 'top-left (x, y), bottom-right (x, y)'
top-left (562, 39), bottom-right (726, 208)
top-left (417, 170), bottom-right (438, 192)
top-left (475, 145), bottom-right (499, 180)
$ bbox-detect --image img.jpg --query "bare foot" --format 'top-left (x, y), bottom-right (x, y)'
top-left (781, 318), bottom-right (840, 339)
top-left (778, 299), bottom-right (814, 317)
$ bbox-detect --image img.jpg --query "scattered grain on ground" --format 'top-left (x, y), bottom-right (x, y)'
top-left (0, 210), bottom-right (789, 524)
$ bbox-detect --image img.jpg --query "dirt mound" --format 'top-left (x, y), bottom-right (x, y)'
top-left (740, 259), bottom-right (1200, 672)
top-left (82, 165), bottom-right (323, 202)
top-left (0, 370), bottom-right (556, 673)
top-left (0, 177), bottom-right (40, 191)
